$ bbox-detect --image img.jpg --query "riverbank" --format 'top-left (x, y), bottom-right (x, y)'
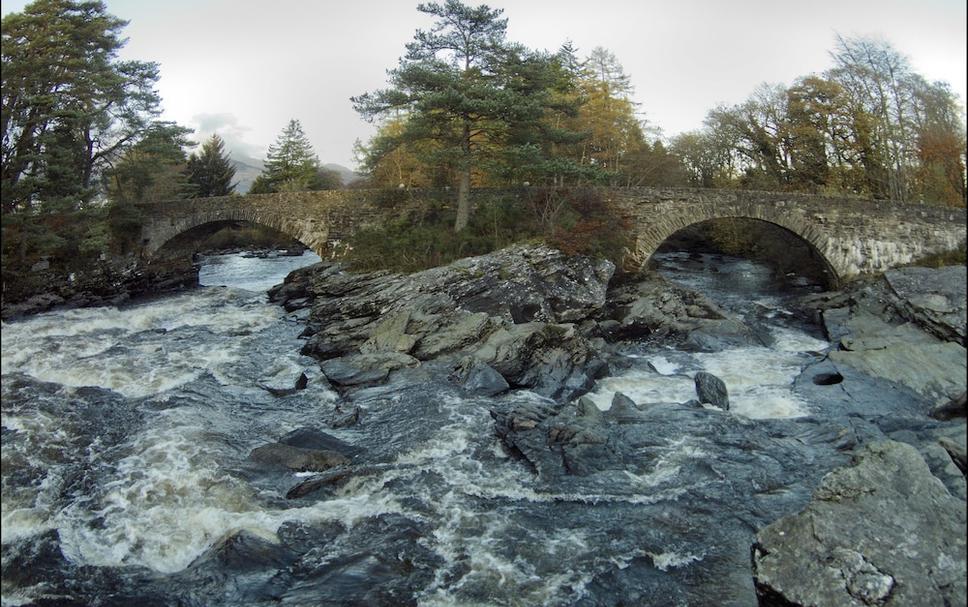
top-left (0, 255), bottom-right (199, 321)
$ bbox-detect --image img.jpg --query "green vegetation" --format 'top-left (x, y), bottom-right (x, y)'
top-left (344, 187), bottom-right (629, 273)
top-left (250, 119), bottom-right (341, 194)
top-left (1, 0), bottom-right (964, 306)
top-left (1, 0), bottom-right (195, 293)
top-left (187, 135), bottom-right (237, 197)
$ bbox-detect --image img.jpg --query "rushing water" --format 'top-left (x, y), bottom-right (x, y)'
top-left (1, 250), bottom-right (836, 606)
top-left (585, 252), bottom-right (829, 419)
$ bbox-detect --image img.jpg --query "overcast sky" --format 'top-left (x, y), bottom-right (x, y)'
top-left (4, 0), bottom-right (967, 168)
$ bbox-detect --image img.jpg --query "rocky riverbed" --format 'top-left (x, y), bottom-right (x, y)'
top-left (266, 244), bottom-right (967, 605)
top-left (1, 244), bottom-right (965, 606)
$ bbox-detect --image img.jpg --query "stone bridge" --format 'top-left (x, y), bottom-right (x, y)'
top-left (138, 188), bottom-right (966, 284)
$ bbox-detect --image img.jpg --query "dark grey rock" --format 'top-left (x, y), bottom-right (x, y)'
top-left (320, 352), bottom-right (418, 387)
top-left (753, 441), bottom-right (967, 607)
top-left (247, 443), bottom-right (351, 472)
top-left (462, 362), bottom-right (510, 397)
top-left (694, 371), bottom-right (729, 410)
top-left (258, 371), bottom-right (309, 397)
top-left (885, 265), bottom-right (966, 345)
top-left (282, 245), bottom-right (614, 401)
top-left (278, 427), bottom-right (361, 458)
top-left (931, 391), bottom-right (967, 420)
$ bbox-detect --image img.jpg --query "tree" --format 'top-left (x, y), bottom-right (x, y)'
top-left (250, 119), bottom-right (329, 194)
top-left (104, 122), bottom-right (194, 205)
top-left (354, 117), bottom-right (439, 187)
top-left (910, 79), bottom-right (966, 205)
top-left (187, 134), bottom-right (236, 197)
top-left (2, 0), bottom-right (162, 213)
top-left (353, 0), bottom-right (511, 231)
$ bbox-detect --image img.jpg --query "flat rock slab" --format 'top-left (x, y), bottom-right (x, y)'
top-left (885, 266), bottom-right (967, 345)
top-left (829, 341), bottom-right (966, 403)
top-left (753, 440), bottom-right (967, 607)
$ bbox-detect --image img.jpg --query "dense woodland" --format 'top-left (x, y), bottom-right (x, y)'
top-left (2, 0), bottom-right (965, 288)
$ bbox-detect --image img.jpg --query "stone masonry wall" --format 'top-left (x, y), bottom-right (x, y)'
top-left (138, 187), bottom-right (966, 282)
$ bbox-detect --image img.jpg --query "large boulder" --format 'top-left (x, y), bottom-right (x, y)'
top-left (694, 371), bottom-right (729, 411)
top-left (752, 441), bottom-right (966, 606)
top-left (282, 245), bottom-right (615, 401)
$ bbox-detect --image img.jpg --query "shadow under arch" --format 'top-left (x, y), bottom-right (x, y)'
top-left (648, 216), bottom-right (839, 289)
top-left (152, 219), bottom-right (310, 260)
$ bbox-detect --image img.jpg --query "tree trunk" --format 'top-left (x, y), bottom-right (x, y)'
top-left (454, 166), bottom-right (471, 232)
top-left (454, 119), bottom-right (472, 232)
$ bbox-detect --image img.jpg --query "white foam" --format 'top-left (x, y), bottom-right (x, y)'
top-left (647, 550), bottom-right (704, 571)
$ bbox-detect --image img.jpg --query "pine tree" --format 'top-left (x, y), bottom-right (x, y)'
top-left (251, 119), bottom-right (321, 193)
top-left (187, 134), bottom-right (236, 197)
top-left (2, 0), bottom-right (163, 213)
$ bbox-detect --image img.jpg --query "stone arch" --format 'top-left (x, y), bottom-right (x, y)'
top-left (142, 204), bottom-right (331, 258)
top-left (628, 204), bottom-right (842, 285)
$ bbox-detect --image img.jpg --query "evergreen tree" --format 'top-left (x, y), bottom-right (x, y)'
top-left (104, 122), bottom-right (195, 204)
top-left (353, 0), bottom-right (511, 231)
top-left (187, 134), bottom-right (236, 197)
top-left (2, 0), bottom-right (163, 213)
top-left (250, 119), bottom-right (323, 193)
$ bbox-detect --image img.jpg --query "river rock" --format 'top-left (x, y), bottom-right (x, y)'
top-left (605, 391), bottom-right (642, 423)
top-left (278, 427), bottom-right (361, 458)
top-left (884, 266), bottom-right (967, 345)
top-left (247, 442), bottom-right (351, 472)
top-left (752, 440), bottom-right (967, 607)
top-left (187, 530), bottom-right (295, 572)
top-left (931, 390), bottom-right (967, 420)
top-left (803, 269), bottom-right (968, 404)
top-left (461, 361), bottom-right (510, 397)
top-left (281, 245), bottom-right (614, 401)
top-left (605, 273), bottom-right (763, 350)
top-left (694, 371), bottom-right (729, 410)
top-left (258, 371), bottom-right (309, 396)
top-left (320, 352), bottom-right (419, 387)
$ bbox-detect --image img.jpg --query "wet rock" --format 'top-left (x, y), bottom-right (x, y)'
top-left (931, 390), bottom-right (967, 420)
top-left (461, 361), bottom-right (510, 397)
top-left (286, 467), bottom-right (358, 499)
top-left (694, 371), bottom-right (729, 410)
top-left (274, 514), bottom-right (443, 607)
top-left (320, 352), bottom-right (419, 387)
top-left (884, 266), bottom-right (966, 346)
top-left (331, 406), bottom-right (362, 428)
top-left (278, 245), bottom-right (614, 401)
top-left (278, 427), bottom-right (361, 458)
top-left (258, 371), bottom-right (309, 397)
top-left (247, 442), bottom-right (350, 472)
top-left (752, 441), bottom-right (967, 607)
top-left (187, 530), bottom-right (296, 572)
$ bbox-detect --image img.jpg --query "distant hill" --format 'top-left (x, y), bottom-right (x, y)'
top-left (229, 154), bottom-right (264, 194)
top-left (323, 163), bottom-right (363, 186)
top-left (228, 157), bottom-right (362, 194)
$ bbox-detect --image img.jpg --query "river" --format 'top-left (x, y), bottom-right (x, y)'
top-left (2, 250), bottom-right (837, 606)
